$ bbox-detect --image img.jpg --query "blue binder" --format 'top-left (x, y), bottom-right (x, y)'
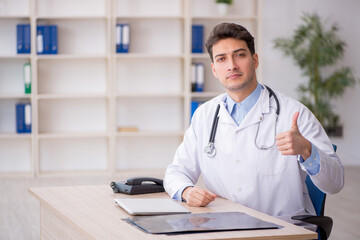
top-left (23, 24), bottom-right (31, 54)
top-left (17, 24), bottom-right (31, 54)
top-left (192, 25), bottom-right (204, 53)
top-left (16, 24), bottom-right (24, 54)
top-left (37, 25), bottom-right (57, 54)
top-left (42, 25), bottom-right (51, 54)
top-left (16, 103), bottom-right (31, 134)
top-left (116, 24), bottom-right (130, 53)
top-left (50, 25), bottom-right (58, 54)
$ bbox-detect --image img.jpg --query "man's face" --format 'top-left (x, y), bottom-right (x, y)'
top-left (211, 38), bottom-right (258, 96)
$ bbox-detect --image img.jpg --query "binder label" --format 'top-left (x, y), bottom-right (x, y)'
top-left (25, 104), bottom-right (31, 126)
top-left (37, 33), bottom-right (44, 53)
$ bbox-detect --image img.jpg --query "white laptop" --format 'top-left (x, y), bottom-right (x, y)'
top-left (114, 198), bottom-right (191, 216)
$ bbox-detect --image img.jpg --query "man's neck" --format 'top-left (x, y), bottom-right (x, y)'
top-left (227, 81), bottom-right (258, 103)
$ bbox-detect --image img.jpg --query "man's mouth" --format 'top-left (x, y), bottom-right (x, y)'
top-left (227, 72), bottom-right (243, 79)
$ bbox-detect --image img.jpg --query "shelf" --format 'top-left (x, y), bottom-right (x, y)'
top-left (36, 170), bottom-right (110, 177)
top-left (115, 53), bottom-right (184, 59)
top-left (36, 0), bottom-right (106, 19)
top-left (0, 171), bottom-right (33, 177)
top-left (34, 19), bottom-right (107, 55)
top-left (116, 130), bottom-right (184, 137)
top-left (38, 137), bottom-right (108, 172)
top-left (115, 18), bottom-right (183, 55)
top-left (0, 133), bottom-right (32, 139)
top-left (114, 0), bottom-right (183, 18)
top-left (36, 54), bottom-right (107, 60)
top-left (116, 15), bottom-right (184, 20)
top-left (0, 15), bottom-right (30, 19)
top-left (0, 94), bottom-right (31, 99)
top-left (116, 93), bottom-right (184, 98)
top-left (37, 93), bottom-right (108, 100)
top-left (0, 0), bottom-right (259, 175)
top-left (191, 15), bottom-right (258, 20)
top-left (116, 135), bottom-right (181, 170)
top-left (38, 132), bottom-right (108, 139)
top-left (36, 15), bottom-right (108, 20)
top-left (0, 55), bottom-right (31, 59)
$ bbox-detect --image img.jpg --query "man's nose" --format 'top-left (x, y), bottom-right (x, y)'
top-left (227, 57), bottom-right (238, 71)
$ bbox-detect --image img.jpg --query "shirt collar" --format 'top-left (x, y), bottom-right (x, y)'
top-left (225, 83), bottom-right (263, 114)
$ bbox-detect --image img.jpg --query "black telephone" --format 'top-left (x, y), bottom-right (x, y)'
top-left (110, 177), bottom-right (165, 195)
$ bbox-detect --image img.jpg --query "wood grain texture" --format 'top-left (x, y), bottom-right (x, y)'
top-left (1, 167), bottom-right (359, 239)
top-left (28, 185), bottom-right (317, 240)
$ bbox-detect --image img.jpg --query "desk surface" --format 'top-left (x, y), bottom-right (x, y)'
top-left (29, 185), bottom-right (317, 240)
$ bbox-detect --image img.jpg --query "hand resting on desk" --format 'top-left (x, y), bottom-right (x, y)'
top-left (182, 186), bottom-right (217, 207)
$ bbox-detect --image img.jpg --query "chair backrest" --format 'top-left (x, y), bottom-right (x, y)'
top-left (306, 144), bottom-right (337, 216)
top-left (305, 175), bottom-right (326, 216)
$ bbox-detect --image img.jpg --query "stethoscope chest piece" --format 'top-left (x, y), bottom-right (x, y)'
top-left (204, 142), bottom-right (216, 158)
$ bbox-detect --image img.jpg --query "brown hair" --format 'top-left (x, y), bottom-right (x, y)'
top-left (205, 23), bottom-right (255, 62)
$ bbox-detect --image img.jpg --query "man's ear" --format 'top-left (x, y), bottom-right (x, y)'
top-left (211, 62), bottom-right (218, 78)
top-left (253, 53), bottom-right (259, 69)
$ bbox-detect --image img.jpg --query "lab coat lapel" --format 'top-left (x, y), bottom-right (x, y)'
top-left (237, 87), bottom-right (270, 130)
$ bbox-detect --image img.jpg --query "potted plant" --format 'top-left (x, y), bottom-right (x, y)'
top-left (273, 13), bottom-right (357, 137)
top-left (216, 0), bottom-right (233, 15)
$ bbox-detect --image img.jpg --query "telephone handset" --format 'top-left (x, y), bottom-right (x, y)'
top-left (126, 177), bottom-right (163, 186)
top-left (110, 177), bottom-right (165, 195)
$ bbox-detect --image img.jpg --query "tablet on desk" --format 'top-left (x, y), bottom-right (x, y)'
top-left (123, 211), bottom-right (283, 234)
top-left (115, 198), bottom-right (191, 216)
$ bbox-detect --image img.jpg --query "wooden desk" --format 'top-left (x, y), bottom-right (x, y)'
top-left (29, 185), bottom-right (317, 240)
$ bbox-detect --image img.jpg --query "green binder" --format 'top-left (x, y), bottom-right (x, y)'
top-left (23, 62), bottom-right (31, 94)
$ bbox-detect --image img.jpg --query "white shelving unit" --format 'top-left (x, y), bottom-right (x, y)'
top-left (0, 0), bottom-right (260, 176)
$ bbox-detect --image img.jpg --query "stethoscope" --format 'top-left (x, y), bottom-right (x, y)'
top-left (204, 85), bottom-right (280, 158)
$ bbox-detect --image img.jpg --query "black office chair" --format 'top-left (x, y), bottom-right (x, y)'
top-left (291, 144), bottom-right (337, 240)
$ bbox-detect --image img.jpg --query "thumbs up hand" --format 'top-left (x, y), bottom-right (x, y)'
top-left (275, 112), bottom-right (312, 160)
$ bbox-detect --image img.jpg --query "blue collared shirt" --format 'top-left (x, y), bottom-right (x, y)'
top-left (225, 83), bottom-right (263, 126)
top-left (172, 83), bottom-right (320, 201)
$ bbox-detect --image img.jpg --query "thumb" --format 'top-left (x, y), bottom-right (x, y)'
top-left (291, 112), bottom-right (300, 131)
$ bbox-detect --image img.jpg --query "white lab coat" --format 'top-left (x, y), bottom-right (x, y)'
top-left (164, 86), bottom-right (344, 219)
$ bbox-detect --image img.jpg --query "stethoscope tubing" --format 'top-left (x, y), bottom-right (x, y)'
top-left (265, 85), bottom-right (280, 115)
top-left (209, 104), bottom-right (220, 144)
top-left (205, 85), bottom-right (280, 157)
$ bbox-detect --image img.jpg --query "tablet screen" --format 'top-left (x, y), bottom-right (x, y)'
top-left (123, 211), bottom-right (283, 234)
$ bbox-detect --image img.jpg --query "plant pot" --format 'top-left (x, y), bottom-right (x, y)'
top-left (324, 125), bottom-right (343, 137)
top-left (217, 3), bottom-right (229, 15)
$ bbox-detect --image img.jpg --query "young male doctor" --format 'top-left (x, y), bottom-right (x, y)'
top-left (164, 23), bottom-right (344, 221)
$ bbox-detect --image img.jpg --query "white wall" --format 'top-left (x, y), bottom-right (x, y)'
top-left (260, 0), bottom-right (360, 166)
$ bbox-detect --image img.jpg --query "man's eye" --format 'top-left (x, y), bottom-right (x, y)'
top-left (237, 53), bottom-right (245, 57)
top-left (216, 57), bottom-right (225, 62)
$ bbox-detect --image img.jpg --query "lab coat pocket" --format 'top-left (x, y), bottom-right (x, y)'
top-left (255, 114), bottom-right (287, 175)
top-left (256, 149), bottom-right (288, 176)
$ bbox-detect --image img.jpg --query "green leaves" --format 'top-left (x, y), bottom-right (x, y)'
top-left (324, 67), bottom-right (356, 98)
top-left (273, 12), bottom-right (357, 127)
top-left (216, 0), bottom-right (232, 4)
